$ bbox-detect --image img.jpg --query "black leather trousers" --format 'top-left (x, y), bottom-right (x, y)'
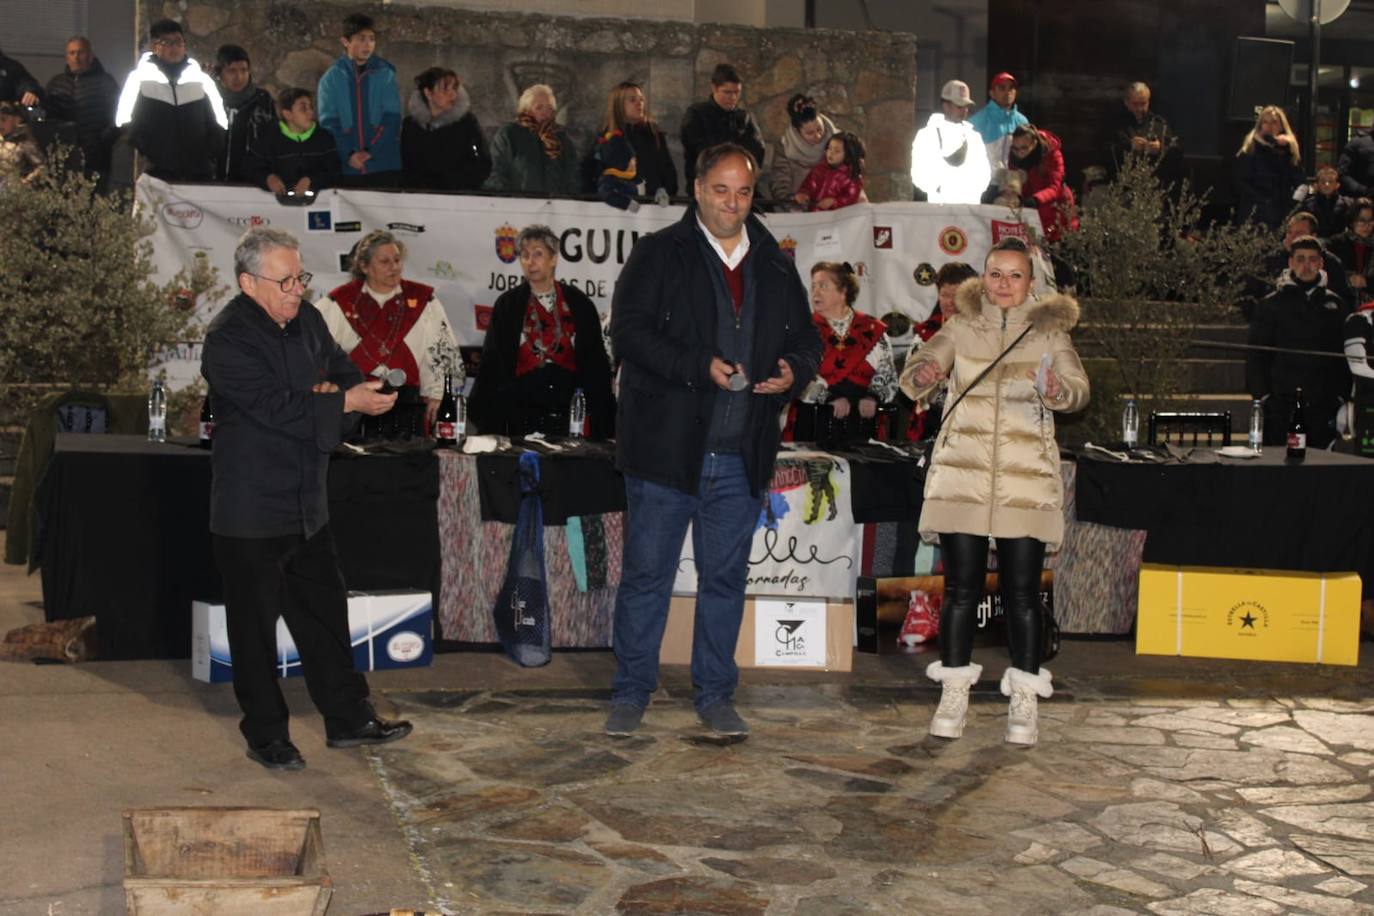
top-left (937, 533), bottom-right (1046, 673)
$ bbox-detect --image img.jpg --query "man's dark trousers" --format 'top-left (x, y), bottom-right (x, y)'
top-left (212, 525), bottom-right (370, 746)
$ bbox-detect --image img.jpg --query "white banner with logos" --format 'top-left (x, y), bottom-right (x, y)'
top-left (674, 451), bottom-right (861, 600)
top-left (138, 176), bottom-right (1042, 386)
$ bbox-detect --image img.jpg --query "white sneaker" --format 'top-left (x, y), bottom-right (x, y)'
top-left (926, 662), bottom-right (982, 739)
top-left (1001, 667), bottom-right (1053, 746)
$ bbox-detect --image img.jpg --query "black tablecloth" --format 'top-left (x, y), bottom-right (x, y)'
top-left (476, 440), bottom-right (627, 524)
top-left (473, 440), bottom-right (926, 526)
top-left (1074, 449), bottom-right (1374, 594)
top-left (38, 435), bottom-right (440, 659)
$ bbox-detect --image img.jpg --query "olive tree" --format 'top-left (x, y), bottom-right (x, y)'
top-left (1049, 152), bottom-right (1274, 443)
top-left (0, 148), bottom-right (221, 424)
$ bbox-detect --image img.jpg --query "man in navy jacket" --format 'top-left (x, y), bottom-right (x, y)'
top-left (605, 143), bottom-right (822, 739)
top-left (201, 227), bottom-right (411, 770)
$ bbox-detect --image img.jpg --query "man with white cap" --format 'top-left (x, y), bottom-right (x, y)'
top-left (910, 79), bottom-right (990, 204)
top-left (969, 72), bottom-right (1029, 172)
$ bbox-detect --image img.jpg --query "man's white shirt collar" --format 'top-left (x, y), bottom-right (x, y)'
top-left (697, 216), bottom-right (750, 270)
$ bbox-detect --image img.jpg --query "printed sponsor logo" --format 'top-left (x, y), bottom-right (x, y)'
top-left (913, 262), bottom-right (936, 286)
top-left (307, 211), bottom-right (332, 231)
top-left (873, 226), bottom-right (893, 248)
top-left (226, 215), bottom-right (270, 227)
top-left (495, 223), bottom-right (518, 263)
top-left (1227, 601), bottom-right (1268, 635)
top-left (338, 252), bottom-right (353, 272)
top-left (161, 201), bottom-right (204, 228)
top-left (387, 222), bottom-right (425, 233)
top-left (430, 260), bottom-right (456, 279)
top-left (778, 235), bottom-right (797, 261)
top-left (334, 220), bottom-right (362, 233)
top-left (474, 303), bottom-right (493, 331)
top-left (937, 226), bottom-right (968, 255)
top-left (386, 630), bottom-right (426, 663)
top-left (990, 219), bottom-right (1028, 244)
top-left (774, 618), bottom-right (808, 655)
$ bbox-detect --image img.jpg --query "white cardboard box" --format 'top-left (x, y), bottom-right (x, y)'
top-left (192, 590), bottom-right (433, 683)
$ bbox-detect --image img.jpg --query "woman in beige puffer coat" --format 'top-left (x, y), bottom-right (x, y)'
top-left (898, 237), bottom-right (1088, 747)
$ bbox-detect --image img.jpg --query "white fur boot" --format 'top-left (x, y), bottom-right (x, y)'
top-left (1000, 667), bottom-right (1054, 746)
top-left (926, 661), bottom-right (983, 739)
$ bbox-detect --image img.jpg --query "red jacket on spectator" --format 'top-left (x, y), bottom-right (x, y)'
top-left (798, 161), bottom-right (864, 211)
top-left (1013, 128), bottom-right (1078, 241)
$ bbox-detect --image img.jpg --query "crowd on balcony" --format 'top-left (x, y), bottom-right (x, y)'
top-left (6, 10), bottom-right (1374, 450)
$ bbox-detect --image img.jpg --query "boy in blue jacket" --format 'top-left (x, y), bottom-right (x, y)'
top-left (968, 72), bottom-right (1028, 173)
top-left (317, 13), bottom-right (401, 185)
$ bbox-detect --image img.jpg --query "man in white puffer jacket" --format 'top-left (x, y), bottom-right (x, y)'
top-left (910, 79), bottom-right (991, 204)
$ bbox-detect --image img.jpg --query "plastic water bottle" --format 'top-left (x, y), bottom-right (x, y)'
top-left (147, 379), bottom-right (167, 442)
top-left (569, 388), bottom-right (586, 438)
top-left (1122, 398), bottom-right (1139, 448)
top-left (1248, 399), bottom-right (1263, 454)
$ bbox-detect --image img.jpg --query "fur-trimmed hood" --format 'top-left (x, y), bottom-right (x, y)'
top-left (406, 84), bottom-right (472, 129)
top-left (953, 277), bottom-right (1079, 332)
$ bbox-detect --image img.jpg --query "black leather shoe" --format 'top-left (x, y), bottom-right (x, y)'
top-left (326, 716), bottom-right (413, 748)
top-left (246, 739), bottom-right (306, 771)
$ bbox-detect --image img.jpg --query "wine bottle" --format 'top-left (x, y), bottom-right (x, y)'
top-left (435, 370), bottom-right (459, 447)
top-left (198, 393), bottom-right (214, 448)
top-left (1286, 387), bottom-right (1307, 463)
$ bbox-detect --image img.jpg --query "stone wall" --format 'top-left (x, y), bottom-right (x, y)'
top-left (144, 1), bottom-right (918, 201)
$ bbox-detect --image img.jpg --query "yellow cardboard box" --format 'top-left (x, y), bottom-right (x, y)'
top-left (662, 596), bottom-right (853, 672)
top-left (1136, 564), bottom-right (1360, 666)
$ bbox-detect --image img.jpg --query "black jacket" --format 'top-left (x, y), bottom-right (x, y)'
top-left (1242, 244), bottom-right (1351, 320)
top-left (1328, 231), bottom-right (1374, 306)
top-left (1246, 275), bottom-right (1349, 420)
top-left (201, 293), bottom-right (362, 538)
top-left (117, 54), bottom-right (226, 182)
top-left (44, 58), bottom-right (119, 173)
top-left (467, 281), bottom-right (615, 438)
top-left (680, 98), bottom-right (765, 184)
top-left (0, 50), bottom-right (42, 104)
top-left (1105, 106), bottom-right (1178, 170)
top-left (244, 122), bottom-right (341, 191)
top-left (611, 207), bottom-right (822, 495)
top-left (1338, 130), bottom-right (1374, 198)
top-left (1233, 139), bottom-right (1304, 230)
top-left (220, 85), bottom-right (276, 182)
top-left (400, 88), bottom-right (491, 191)
top-left (1297, 191), bottom-right (1355, 240)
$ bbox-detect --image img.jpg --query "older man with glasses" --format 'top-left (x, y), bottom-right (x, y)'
top-left (200, 226), bottom-right (411, 771)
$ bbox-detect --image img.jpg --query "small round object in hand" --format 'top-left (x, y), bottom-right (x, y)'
top-left (727, 372), bottom-right (749, 392)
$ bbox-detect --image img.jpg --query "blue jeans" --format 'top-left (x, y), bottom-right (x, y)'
top-left (611, 453), bottom-right (762, 712)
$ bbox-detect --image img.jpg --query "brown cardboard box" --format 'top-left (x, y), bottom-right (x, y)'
top-left (662, 596), bottom-right (854, 672)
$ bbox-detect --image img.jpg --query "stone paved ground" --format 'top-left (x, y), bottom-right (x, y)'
top-left (367, 673), bottom-right (1374, 915)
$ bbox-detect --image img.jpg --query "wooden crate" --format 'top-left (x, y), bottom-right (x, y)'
top-left (123, 807), bottom-right (332, 915)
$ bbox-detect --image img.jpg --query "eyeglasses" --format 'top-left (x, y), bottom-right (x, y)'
top-left (248, 271), bottom-right (312, 291)
top-left (154, 36), bottom-right (186, 48)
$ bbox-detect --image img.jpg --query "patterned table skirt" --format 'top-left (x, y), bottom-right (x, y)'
top-left (436, 454), bottom-right (1148, 645)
